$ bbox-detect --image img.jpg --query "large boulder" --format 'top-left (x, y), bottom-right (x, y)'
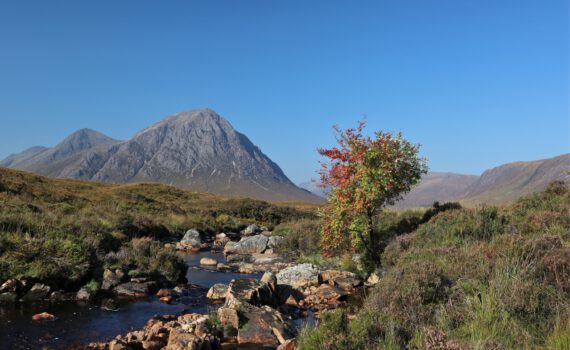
top-left (218, 302), bottom-right (296, 349)
top-left (76, 287), bottom-right (94, 301)
top-left (225, 235), bottom-right (269, 255)
top-left (243, 224), bottom-right (260, 236)
top-left (20, 283), bottom-right (51, 302)
top-left (225, 279), bottom-right (274, 307)
top-left (177, 229), bottom-right (203, 251)
top-left (276, 264), bottom-right (320, 289)
top-left (0, 279), bottom-right (21, 294)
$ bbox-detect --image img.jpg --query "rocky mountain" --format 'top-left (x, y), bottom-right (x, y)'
top-left (1, 129), bottom-right (120, 178)
top-left (1, 109), bottom-right (322, 203)
top-left (300, 154), bottom-right (569, 207)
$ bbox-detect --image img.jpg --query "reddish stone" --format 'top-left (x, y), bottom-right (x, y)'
top-left (32, 312), bottom-right (55, 321)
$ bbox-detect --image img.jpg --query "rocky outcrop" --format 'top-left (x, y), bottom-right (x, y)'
top-left (87, 314), bottom-right (220, 350)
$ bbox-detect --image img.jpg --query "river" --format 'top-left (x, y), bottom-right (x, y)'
top-left (0, 251), bottom-right (260, 350)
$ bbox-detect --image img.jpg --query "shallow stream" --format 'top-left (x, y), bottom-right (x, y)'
top-left (0, 251), bottom-right (259, 350)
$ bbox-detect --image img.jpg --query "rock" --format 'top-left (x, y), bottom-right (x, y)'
top-left (261, 231), bottom-right (272, 237)
top-left (320, 270), bottom-right (356, 285)
top-left (160, 296), bottom-right (173, 303)
top-left (115, 282), bottom-right (155, 297)
top-left (225, 279), bottom-right (275, 306)
top-left (268, 236), bottom-right (284, 249)
top-left (166, 329), bottom-right (203, 350)
top-left (218, 307), bottom-right (240, 329)
top-left (260, 226), bottom-right (269, 232)
top-left (254, 255), bottom-right (284, 265)
top-left (260, 272), bottom-right (277, 289)
top-left (226, 253), bottom-right (254, 264)
top-left (304, 284), bottom-right (347, 310)
top-left (32, 312), bottom-right (56, 321)
top-left (156, 288), bottom-right (172, 297)
top-left (225, 235), bottom-right (269, 255)
top-left (226, 232), bottom-right (240, 239)
top-left (217, 263), bottom-right (231, 271)
top-left (200, 257), bottom-right (218, 266)
top-left (102, 269), bottom-right (123, 290)
top-left (101, 298), bottom-right (119, 311)
top-left (206, 284), bottom-right (229, 301)
top-left (235, 304), bottom-right (297, 349)
top-left (216, 233), bottom-right (227, 240)
top-left (177, 229), bottom-right (203, 251)
top-left (243, 224), bottom-right (260, 236)
top-left (76, 287), bottom-right (93, 301)
top-left (276, 264), bottom-right (320, 289)
top-left (223, 241), bottom-right (239, 254)
top-left (334, 276), bottom-right (362, 290)
top-left (0, 279), bottom-right (21, 294)
top-left (20, 283), bottom-right (51, 302)
top-left (238, 264), bottom-right (257, 274)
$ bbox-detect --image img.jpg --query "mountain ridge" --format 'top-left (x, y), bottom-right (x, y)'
top-left (1, 109), bottom-right (322, 203)
top-left (299, 154), bottom-right (570, 207)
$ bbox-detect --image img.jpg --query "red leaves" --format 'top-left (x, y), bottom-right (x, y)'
top-left (318, 121), bottom-right (427, 253)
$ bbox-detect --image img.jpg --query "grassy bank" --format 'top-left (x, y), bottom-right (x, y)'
top-left (0, 168), bottom-right (317, 291)
top-left (298, 182), bottom-right (569, 349)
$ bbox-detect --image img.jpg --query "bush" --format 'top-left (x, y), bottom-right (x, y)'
top-left (114, 237), bottom-right (188, 283)
top-left (274, 218), bottom-right (321, 258)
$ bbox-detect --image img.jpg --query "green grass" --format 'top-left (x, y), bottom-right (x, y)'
top-left (298, 182), bottom-right (570, 350)
top-left (0, 167), bottom-right (317, 291)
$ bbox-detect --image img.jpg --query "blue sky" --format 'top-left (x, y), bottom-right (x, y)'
top-left (0, 0), bottom-right (568, 183)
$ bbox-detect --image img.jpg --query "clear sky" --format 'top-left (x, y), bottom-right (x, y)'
top-left (0, 0), bottom-right (568, 183)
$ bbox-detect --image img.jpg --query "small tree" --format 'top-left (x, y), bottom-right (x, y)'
top-left (318, 121), bottom-right (427, 260)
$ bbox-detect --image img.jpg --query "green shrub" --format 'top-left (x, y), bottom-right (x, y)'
top-left (274, 218), bottom-right (321, 257)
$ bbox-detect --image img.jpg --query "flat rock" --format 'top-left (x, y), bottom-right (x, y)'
top-left (276, 264), bottom-right (320, 289)
top-left (115, 282), bottom-right (155, 297)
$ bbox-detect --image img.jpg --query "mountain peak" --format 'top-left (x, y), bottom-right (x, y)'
top-left (0, 109), bottom-right (322, 203)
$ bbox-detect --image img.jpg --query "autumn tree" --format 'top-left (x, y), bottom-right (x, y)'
top-left (318, 121), bottom-right (427, 260)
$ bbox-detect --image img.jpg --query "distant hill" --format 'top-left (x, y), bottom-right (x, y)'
top-left (300, 154), bottom-right (570, 207)
top-left (393, 172), bottom-right (479, 208)
top-left (1, 109), bottom-right (322, 203)
top-left (461, 153), bottom-right (569, 204)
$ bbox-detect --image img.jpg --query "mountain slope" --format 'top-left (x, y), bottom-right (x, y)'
top-left (300, 154), bottom-right (569, 207)
top-left (1, 109), bottom-right (322, 203)
top-left (0, 128), bottom-right (120, 178)
top-left (394, 172), bottom-right (479, 207)
top-left (462, 153), bottom-right (569, 204)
